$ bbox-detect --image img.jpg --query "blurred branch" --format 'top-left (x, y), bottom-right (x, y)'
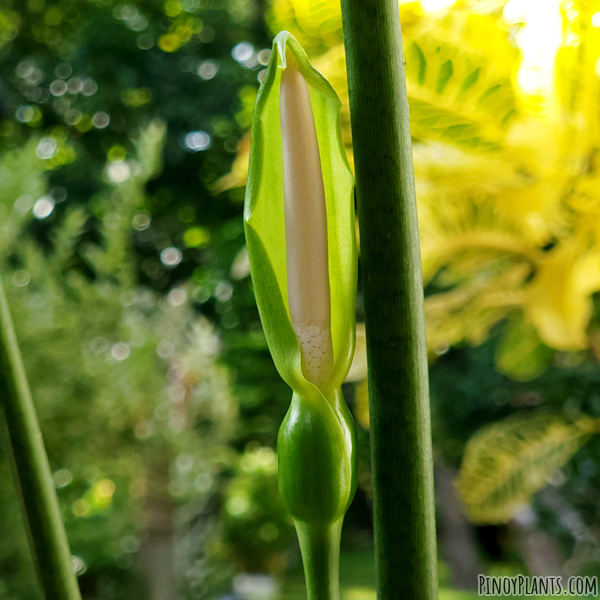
top-left (0, 275), bottom-right (81, 600)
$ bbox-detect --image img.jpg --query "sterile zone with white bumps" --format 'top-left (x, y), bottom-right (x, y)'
top-left (294, 323), bottom-right (334, 387)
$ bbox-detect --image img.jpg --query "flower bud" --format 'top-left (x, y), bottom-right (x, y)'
top-left (243, 31), bottom-right (358, 600)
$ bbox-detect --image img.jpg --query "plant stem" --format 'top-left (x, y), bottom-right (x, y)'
top-left (339, 2), bottom-right (438, 600)
top-left (0, 276), bottom-right (81, 600)
top-left (295, 519), bottom-right (342, 600)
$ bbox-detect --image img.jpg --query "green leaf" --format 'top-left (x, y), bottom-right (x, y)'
top-left (495, 318), bottom-right (554, 382)
top-left (456, 411), bottom-right (597, 524)
top-left (244, 31), bottom-right (356, 396)
top-left (404, 34), bottom-right (517, 151)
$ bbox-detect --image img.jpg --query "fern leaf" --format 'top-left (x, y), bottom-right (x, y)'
top-left (456, 411), bottom-right (598, 524)
top-left (0, 140), bottom-right (49, 258)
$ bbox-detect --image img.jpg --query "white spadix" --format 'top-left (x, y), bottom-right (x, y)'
top-left (280, 59), bottom-right (334, 389)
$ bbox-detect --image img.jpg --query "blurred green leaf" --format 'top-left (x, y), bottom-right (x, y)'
top-left (495, 318), bottom-right (554, 382)
top-left (456, 411), bottom-right (598, 524)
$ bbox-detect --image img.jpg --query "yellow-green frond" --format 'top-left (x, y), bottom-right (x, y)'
top-left (456, 411), bottom-right (597, 524)
top-left (495, 317), bottom-right (553, 382)
top-left (425, 265), bottom-right (529, 351)
top-left (405, 30), bottom-right (517, 151)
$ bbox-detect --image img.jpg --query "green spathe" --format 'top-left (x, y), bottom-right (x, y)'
top-left (243, 31), bottom-right (357, 600)
top-left (244, 31), bottom-right (356, 397)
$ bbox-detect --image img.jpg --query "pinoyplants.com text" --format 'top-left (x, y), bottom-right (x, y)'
top-left (478, 576), bottom-right (598, 596)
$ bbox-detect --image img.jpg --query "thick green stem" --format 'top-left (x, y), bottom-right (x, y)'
top-left (339, 2), bottom-right (438, 600)
top-left (295, 519), bottom-right (343, 600)
top-left (0, 276), bottom-right (81, 600)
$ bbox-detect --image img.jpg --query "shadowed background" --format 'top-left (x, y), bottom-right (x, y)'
top-left (0, 0), bottom-right (599, 598)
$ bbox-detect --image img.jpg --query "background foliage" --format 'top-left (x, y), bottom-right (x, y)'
top-left (1, 0), bottom-right (599, 598)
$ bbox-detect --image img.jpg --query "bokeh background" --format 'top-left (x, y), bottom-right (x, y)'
top-left (1, 0), bottom-right (600, 598)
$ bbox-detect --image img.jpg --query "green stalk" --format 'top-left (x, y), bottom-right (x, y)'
top-left (339, 3), bottom-right (438, 600)
top-left (295, 519), bottom-right (343, 600)
top-left (0, 276), bottom-right (81, 600)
